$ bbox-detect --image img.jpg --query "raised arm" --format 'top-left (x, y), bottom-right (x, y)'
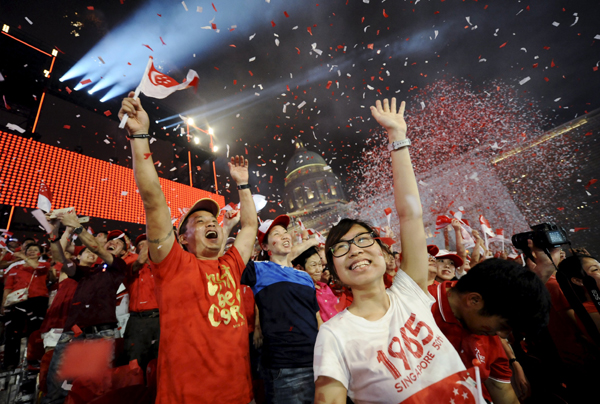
top-left (371, 98), bottom-right (428, 291)
top-left (47, 216), bottom-right (77, 277)
top-left (119, 93), bottom-right (174, 264)
top-left (230, 156), bottom-right (258, 263)
top-left (219, 208), bottom-right (241, 256)
top-left (59, 210), bottom-right (114, 265)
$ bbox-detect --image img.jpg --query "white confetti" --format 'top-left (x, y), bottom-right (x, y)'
top-left (570, 13), bottom-right (579, 27)
top-left (479, 58), bottom-right (487, 63)
top-left (434, 30), bottom-right (438, 39)
top-left (465, 16), bottom-right (472, 26)
top-left (595, 35), bottom-right (600, 40)
top-left (25, 17), bottom-right (33, 25)
top-left (121, 191), bottom-right (128, 196)
top-left (170, 167), bottom-right (177, 171)
top-left (552, 21), bottom-right (560, 27)
top-left (98, 56), bottom-right (105, 64)
top-left (249, 33), bottom-right (256, 40)
top-left (519, 76), bottom-right (531, 85)
top-left (197, 6), bottom-right (202, 12)
top-left (103, 139), bottom-right (110, 144)
top-left (181, 1), bottom-right (188, 11)
top-left (249, 57), bottom-right (256, 62)
top-left (554, 97), bottom-right (561, 102)
top-left (298, 101), bottom-right (306, 109)
top-left (275, 38), bottom-right (280, 46)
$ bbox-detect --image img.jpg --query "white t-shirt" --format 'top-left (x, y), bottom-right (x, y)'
top-left (313, 269), bottom-right (466, 403)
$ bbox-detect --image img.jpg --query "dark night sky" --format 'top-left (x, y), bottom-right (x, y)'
top-left (1, 0), bottom-right (599, 234)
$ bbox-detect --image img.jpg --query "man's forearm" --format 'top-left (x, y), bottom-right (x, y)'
top-left (78, 229), bottom-right (113, 264)
top-left (237, 188), bottom-right (257, 231)
top-left (131, 139), bottom-right (167, 209)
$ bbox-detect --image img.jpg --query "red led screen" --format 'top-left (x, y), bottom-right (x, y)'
top-left (0, 131), bottom-right (224, 224)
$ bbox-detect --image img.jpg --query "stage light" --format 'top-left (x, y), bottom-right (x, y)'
top-left (188, 118), bottom-right (194, 126)
top-left (155, 120), bottom-right (159, 124)
top-left (51, 49), bottom-right (58, 57)
top-left (194, 137), bottom-right (200, 144)
top-left (2, 24), bottom-right (9, 33)
top-left (213, 146), bottom-right (218, 152)
top-left (208, 127), bottom-right (214, 135)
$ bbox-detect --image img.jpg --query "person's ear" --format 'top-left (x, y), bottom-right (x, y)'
top-left (261, 242), bottom-right (269, 252)
top-left (179, 233), bottom-right (188, 247)
top-left (466, 292), bottom-right (484, 310)
top-left (571, 277), bottom-right (584, 287)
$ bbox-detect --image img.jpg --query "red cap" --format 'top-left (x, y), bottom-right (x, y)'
top-left (177, 198), bottom-right (221, 235)
top-left (107, 230), bottom-right (131, 250)
top-left (257, 215), bottom-right (290, 247)
top-left (435, 249), bottom-right (464, 267)
top-left (134, 234), bottom-right (147, 246)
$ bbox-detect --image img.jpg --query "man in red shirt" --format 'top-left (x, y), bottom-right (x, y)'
top-left (123, 234), bottom-right (159, 373)
top-left (428, 258), bottom-right (550, 403)
top-left (119, 93), bottom-right (258, 404)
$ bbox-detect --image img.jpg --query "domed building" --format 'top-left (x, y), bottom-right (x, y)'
top-left (283, 142), bottom-right (348, 229)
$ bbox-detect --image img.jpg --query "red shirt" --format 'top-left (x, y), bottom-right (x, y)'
top-left (150, 242), bottom-right (252, 404)
top-left (4, 262), bottom-right (51, 298)
top-left (429, 281), bottom-right (512, 400)
top-left (40, 278), bottom-right (78, 333)
top-left (125, 261), bottom-right (158, 313)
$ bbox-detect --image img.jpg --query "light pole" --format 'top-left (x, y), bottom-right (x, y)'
top-left (208, 127), bottom-right (218, 192)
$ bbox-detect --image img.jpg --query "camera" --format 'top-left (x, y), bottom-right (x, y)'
top-left (512, 223), bottom-right (569, 251)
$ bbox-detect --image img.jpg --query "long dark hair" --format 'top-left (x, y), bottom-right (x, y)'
top-left (558, 254), bottom-right (598, 302)
top-left (324, 218), bottom-right (383, 280)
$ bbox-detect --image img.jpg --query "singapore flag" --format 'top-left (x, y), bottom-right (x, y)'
top-left (138, 57), bottom-right (199, 99)
top-left (37, 181), bottom-right (53, 213)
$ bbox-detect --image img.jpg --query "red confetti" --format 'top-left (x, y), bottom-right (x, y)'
top-left (127, 62), bottom-right (131, 65)
top-left (367, 43), bottom-right (374, 50)
top-left (144, 153), bottom-right (153, 160)
top-left (383, 9), bottom-right (388, 18)
top-left (80, 79), bottom-right (92, 85)
top-left (212, 3), bottom-right (217, 12)
top-left (248, 70), bottom-right (253, 76)
top-left (157, 14), bottom-right (162, 17)
top-left (65, 87), bottom-right (72, 94)
top-left (584, 179), bottom-right (597, 189)
top-left (499, 42), bottom-right (507, 48)
top-left (551, 59), bottom-right (556, 67)
top-left (532, 63), bottom-right (538, 68)
top-left (87, 6), bottom-right (94, 10)
top-left (573, 227), bottom-right (590, 232)
top-left (284, 11), bottom-right (289, 18)
top-left (160, 37), bottom-right (166, 45)
top-left (326, 81), bottom-right (332, 89)
top-left (142, 44), bottom-right (154, 51)
top-left (104, 110), bottom-right (112, 117)
top-left (271, 20), bottom-right (276, 27)
top-left (295, 47), bottom-right (301, 54)
top-left (63, 125), bottom-right (71, 129)
top-left (557, 207), bottom-right (565, 211)
top-left (434, 11), bottom-right (440, 14)
top-left (211, 23), bottom-right (217, 30)
top-left (307, 27), bottom-right (312, 35)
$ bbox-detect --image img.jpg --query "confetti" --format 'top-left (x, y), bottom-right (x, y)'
top-left (182, 1), bottom-right (188, 11)
top-left (25, 17), bottom-right (33, 25)
top-left (80, 79), bottom-right (92, 85)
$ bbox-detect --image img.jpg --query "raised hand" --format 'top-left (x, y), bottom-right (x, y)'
top-left (450, 219), bottom-right (462, 231)
top-left (59, 210), bottom-right (81, 229)
top-left (118, 91), bottom-right (150, 136)
top-left (370, 98), bottom-right (407, 141)
top-left (228, 155), bottom-right (249, 185)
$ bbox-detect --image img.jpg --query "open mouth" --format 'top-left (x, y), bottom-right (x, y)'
top-left (349, 260), bottom-right (371, 271)
top-left (107, 245), bottom-right (116, 251)
top-left (282, 240), bottom-right (291, 248)
top-left (205, 230), bottom-right (218, 239)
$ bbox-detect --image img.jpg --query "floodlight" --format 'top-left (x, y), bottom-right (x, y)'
top-left (188, 118), bottom-right (194, 126)
top-left (213, 146), bottom-right (218, 152)
top-left (194, 137), bottom-right (200, 144)
top-left (208, 127), bottom-right (214, 136)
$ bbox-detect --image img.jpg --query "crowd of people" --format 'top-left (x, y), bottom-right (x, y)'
top-left (0, 94), bottom-right (597, 404)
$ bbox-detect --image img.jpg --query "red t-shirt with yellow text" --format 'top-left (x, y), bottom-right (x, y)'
top-left (150, 241), bottom-right (252, 404)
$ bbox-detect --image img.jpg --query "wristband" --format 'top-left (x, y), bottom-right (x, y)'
top-left (73, 226), bottom-right (84, 235)
top-left (237, 183), bottom-right (251, 190)
top-left (126, 133), bottom-right (150, 140)
top-left (387, 138), bottom-right (411, 152)
top-left (508, 358), bottom-right (518, 366)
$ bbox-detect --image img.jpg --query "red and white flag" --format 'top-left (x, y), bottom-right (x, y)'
top-left (139, 57), bottom-right (199, 99)
top-left (297, 218), bottom-right (306, 230)
top-left (384, 207), bottom-right (393, 228)
top-left (436, 215), bottom-right (453, 230)
top-left (37, 181), bottom-right (53, 213)
top-left (403, 367), bottom-right (484, 404)
top-left (478, 215), bottom-right (494, 238)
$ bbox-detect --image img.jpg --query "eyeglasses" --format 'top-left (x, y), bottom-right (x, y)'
top-left (330, 232), bottom-right (376, 258)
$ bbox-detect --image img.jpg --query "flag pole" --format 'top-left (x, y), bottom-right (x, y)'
top-left (118, 57), bottom-right (154, 129)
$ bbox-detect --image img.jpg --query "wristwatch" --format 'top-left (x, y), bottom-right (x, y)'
top-left (387, 138), bottom-right (411, 152)
top-left (237, 183), bottom-right (251, 190)
top-left (73, 226), bottom-right (84, 235)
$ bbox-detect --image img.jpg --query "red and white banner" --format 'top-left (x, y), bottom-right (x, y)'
top-left (403, 367), bottom-right (484, 404)
top-left (384, 207), bottom-right (393, 228)
top-left (436, 215), bottom-right (453, 230)
top-left (37, 180), bottom-right (53, 213)
top-left (138, 58), bottom-right (199, 99)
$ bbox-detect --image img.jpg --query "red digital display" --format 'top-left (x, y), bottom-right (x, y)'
top-left (0, 131), bottom-right (224, 224)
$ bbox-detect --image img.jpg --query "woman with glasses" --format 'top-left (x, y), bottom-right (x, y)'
top-left (292, 246), bottom-right (341, 322)
top-left (313, 99), bottom-right (465, 403)
top-left (241, 215), bottom-right (322, 404)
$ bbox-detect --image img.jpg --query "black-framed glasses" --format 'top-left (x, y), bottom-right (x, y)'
top-left (330, 232), bottom-right (376, 258)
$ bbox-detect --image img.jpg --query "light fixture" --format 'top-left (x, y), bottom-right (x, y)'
top-left (2, 24), bottom-right (9, 33)
top-left (208, 127), bottom-right (214, 135)
top-left (187, 118), bottom-right (194, 126)
top-left (43, 70), bottom-right (50, 78)
top-left (212, 146), bottom-right (218, 152)
top-left (51, 49), bottom-right (58, 57)
top-left (194, 137), bottom-right (200, 144)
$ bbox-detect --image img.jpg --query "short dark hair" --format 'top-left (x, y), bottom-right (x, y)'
top-left (454, 258), bottom-right (551, 335)
top-left (558, 254), bottom-right (598, 302)
top-left (25, 243), bottom-right (41, 253)
top-left (324, 218), bottom-right (383, 280)
top-left (291, 246), bottom-right (319, 269)
top-left (77, 246), bottom-right (90, 256)
top-left (95, 231), bottom-right (108, 237)
top-left (179, 209), bottom-right (216, 236)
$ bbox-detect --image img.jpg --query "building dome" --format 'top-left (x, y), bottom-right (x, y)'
top-left (285, 146), bottom-right (327, 176)
top-left (283, 142), bottom-right (347, 217)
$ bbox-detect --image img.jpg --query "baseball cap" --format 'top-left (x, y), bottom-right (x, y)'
top-left (435, 249), bottom-right (464, 267)
top-left (135, 234), bottom-right (147, 246)
top-left (257, 215), bottom-right (290, 247)
top-left (107, 230), bottom-right (131, 251)
top-left (177, 198), bottom-right (221, 235)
